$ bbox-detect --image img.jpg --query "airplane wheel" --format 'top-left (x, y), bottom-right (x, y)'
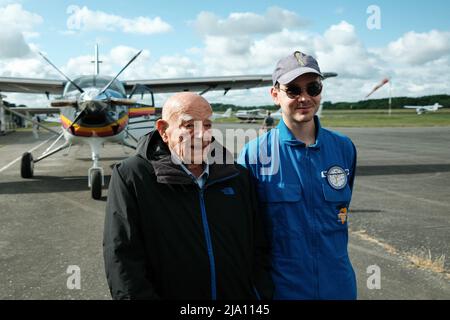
top-left (91, 170), bottom-right (102, 200)
top-left (21, 152), bottom-right (34, 178)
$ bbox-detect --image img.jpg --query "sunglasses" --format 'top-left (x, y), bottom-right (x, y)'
top-left (279, 81), bottom-right (323, 99)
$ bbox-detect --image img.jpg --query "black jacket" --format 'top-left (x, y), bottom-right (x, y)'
top-left (103, 130), bottom-right (273, 300)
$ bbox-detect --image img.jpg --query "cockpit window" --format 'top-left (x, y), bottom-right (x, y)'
top-left (63, 76), bottom-right (126, 96)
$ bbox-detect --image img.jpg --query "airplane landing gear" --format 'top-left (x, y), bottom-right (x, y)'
top-left (21, 152), bottom-right (34, 178)
top-left (89, 168), bottom-right (103, 200)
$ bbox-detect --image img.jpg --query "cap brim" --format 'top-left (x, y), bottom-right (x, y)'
top-left (277, 67), bottom-right (323, 85)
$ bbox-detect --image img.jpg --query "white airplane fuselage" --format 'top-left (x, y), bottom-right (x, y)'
top-left (404, 103), bottom-right (443, 115)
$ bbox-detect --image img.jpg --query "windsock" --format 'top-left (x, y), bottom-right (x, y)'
top-left (366, 78), bottom-right (389, 98)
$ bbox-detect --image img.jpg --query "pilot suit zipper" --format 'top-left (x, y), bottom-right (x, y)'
top-left (305, 147), bottom-right (320, 299)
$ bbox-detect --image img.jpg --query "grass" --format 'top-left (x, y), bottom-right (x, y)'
top-left (321, 109), bottom-right (450, 127)
top-left (214, 109), bottom-right (450, 127)
top-left (351, 229), bottom-right (449, 277)
top-left (406, 249), bottom-right (446, 274)
top-left (8, 109), bottom-right (450, 128)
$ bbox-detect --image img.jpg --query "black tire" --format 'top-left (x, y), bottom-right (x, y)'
top-left (90, 170), bottom-right (102, 200)
top-left (21, 152), bottom-right (34, 178)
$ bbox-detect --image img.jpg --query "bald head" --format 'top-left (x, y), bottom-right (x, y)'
top-left (156, 92), bottom-right (213, 165)
top-left (162, 92), bottom-right (212, 122)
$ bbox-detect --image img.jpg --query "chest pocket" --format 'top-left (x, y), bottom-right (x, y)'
top-left (257, 183), bottom-right (303, 238)
top-left (319, 182), bottom-right (352, 231)
top-left (322, 183), bottom-right (351, 204)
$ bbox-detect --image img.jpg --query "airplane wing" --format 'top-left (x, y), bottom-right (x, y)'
top-left (8, 107), bottom-right (61, 115)
top-left (124, 72), bottom-right (338, 96)
top-left (403, 106), bottom-right (419, 109)
top-left (0, 72), bottom-right (338, 96)
top-left (123, 75), bottom-right (272, 95)
top-left (0, 77), bottom-right (65, 94)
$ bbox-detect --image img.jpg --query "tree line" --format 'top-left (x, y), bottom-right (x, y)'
top-left (211, 94), bottom-right (450, 111)
top-left (5, 94), bottom-right (449, 111)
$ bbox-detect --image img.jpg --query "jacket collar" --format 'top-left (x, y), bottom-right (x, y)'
top-left (277, 115), bottom-right (322, 149)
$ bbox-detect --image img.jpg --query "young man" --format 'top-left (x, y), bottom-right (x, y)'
top-left (238, 51), bottom-right (357, 299)
top-left (103, 92), bottom-right (273, 300)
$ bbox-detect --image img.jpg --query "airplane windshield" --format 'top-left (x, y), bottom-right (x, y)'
top-left (63, 76), bottom-right (126, 96)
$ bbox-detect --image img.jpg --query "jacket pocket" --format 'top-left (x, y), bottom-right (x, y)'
top-left (319, 183), bottom-right (351, 229)
top-left (321, 182), bottom-right (351, 203)
top-left (318, 183), bottom-right (352, 257)
top-left (257, 183), bottom-right (305, 257)
top-left (257, 182), bottom-right (302, 203)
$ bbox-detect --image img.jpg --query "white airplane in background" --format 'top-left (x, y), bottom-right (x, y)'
top-left (403, 103), bottom-right (443, 115)
top-left (235, 108), bottom-right (266, 122)
top-left (211, 107), bottom-right (232, 120)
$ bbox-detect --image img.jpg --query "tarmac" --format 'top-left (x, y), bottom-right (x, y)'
top-left (0, 123), bottom-right (449, 300)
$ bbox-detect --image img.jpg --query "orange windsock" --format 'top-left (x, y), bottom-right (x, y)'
top-left (366, 78), bottom-right (389, 98)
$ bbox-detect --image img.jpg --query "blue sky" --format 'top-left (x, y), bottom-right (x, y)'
top-left (1, 0), bottom-right (449, 106)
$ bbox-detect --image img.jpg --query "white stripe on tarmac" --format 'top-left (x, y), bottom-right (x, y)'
top-left (0, 137), bottom-right (54, 173)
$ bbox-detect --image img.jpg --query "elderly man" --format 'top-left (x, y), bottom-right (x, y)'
top-left (103, 92), bottom-right (273, 300)
top-left (238, 51), bottom-right (358, 299)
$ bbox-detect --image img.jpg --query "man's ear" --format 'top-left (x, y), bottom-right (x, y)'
top-left (156, 119), bottom-right (169, 142)
top-left (270, 87), bottom-right (280, 106)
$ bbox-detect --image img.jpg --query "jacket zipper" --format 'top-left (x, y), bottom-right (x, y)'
top-left (199, 189), bottom-right (217, 300)
top-left (197, 171), bottom-right (239, 300)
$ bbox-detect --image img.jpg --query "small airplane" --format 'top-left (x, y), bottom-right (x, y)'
top-left (0, 46), bottom-right (274, 199)
top-left (403, 103), bottom-right (443, 115)
top-left (235, 109), bottom-right (266, 122)
top-left (211, 107), bottom-right (232, 120)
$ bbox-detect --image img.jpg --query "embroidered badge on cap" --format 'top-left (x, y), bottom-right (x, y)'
top-left (325, 165), bottom-right (348, 190)
top-left (294, 51), bottom-right (306, 67)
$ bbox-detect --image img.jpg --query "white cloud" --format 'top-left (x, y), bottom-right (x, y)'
top-left (0, 4), bottom-right (43, 58)
top-left (193, 6), bottom-right (306, 36)
top-left (191, 19), bottom-right (450, 103)
top-left (324, 21), bottom-right (358, 46)
top-left (63, 55), bottom-right (108, 77)
top-left (0, 28), bottom-right (31, 58)
top-left (316, 21), bottom-right (382, 79)
top-left (0, 4), bottom-right (43, 31)
top-left (150, 55), bottom-right (199, 78)
top-left (66, 5), bottom-right (172, 35)
top-left (110, 46), bottom-right (147, 66)
top-left (192, 21), bottom-right (381, 81)
top-left (59, 46), bottom-right (152, 80)
top-left (384, 30), bottom-right (450, 65)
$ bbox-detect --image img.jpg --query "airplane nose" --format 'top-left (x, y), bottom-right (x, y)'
top-left (80, 100), bottom-right (107, 112)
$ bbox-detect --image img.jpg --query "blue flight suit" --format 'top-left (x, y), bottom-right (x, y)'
top-left (238, 116), bottom-right (357, 299)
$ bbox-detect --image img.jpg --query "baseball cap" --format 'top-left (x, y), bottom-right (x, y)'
top-left (272, 51), bottom-right (323, 85)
